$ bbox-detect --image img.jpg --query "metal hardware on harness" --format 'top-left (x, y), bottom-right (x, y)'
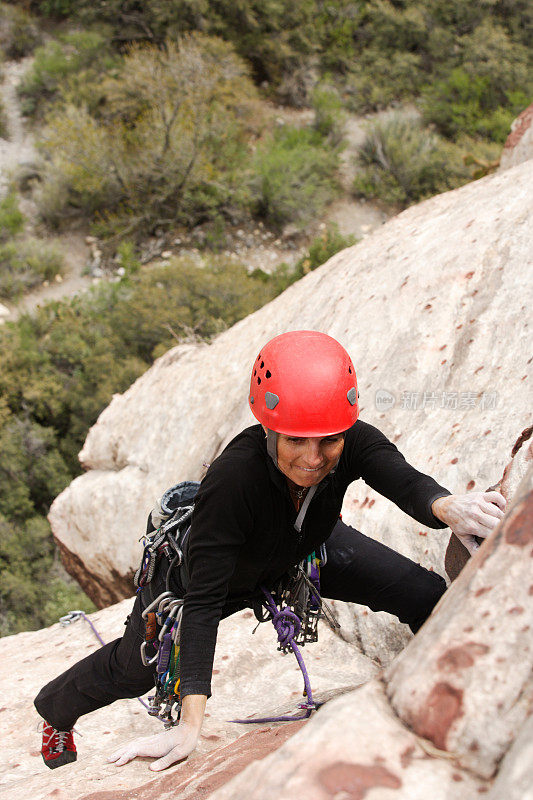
top-left (141, 590), bottom-right (185, 728)
top-left (134, 505), bottom-right (194, 590)
top-left (261, 549), bottom-right (339, 652)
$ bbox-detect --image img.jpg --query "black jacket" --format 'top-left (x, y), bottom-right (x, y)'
top-left (179, 420), bottom-right (450, 698)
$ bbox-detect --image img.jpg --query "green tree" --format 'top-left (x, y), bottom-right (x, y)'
top-left (37, 36), bottom-right (259, 238)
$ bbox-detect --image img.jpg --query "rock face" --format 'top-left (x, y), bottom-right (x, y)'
top-left (499, 103), bottom-right (533, 171)
top-left (49, 159), bottom-right (533, 614)
top-left (386, 466), bottom-right (533, 781)
top-left (4, 465), bottom-right (531, 800)
top-left (0, 599), bottom-right (374, 799)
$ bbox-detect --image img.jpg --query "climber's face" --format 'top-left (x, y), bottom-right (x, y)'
top-left (276, 433), bottom-right (344, 487)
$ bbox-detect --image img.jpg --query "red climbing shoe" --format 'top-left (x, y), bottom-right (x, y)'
top-left (41, 721), bottom-right (77, 768)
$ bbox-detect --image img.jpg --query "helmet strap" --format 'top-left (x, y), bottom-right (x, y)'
top-left (266, 428), bottom-right (278, 467)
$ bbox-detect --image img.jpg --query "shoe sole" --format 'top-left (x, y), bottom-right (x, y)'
top-left (42, 751), bottom-right (77, 769)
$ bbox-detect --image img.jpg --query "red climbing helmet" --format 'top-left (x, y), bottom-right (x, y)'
top-left (248, 330), bottom-right (359, 437)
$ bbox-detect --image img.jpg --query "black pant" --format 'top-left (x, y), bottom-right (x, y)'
top-left (34, 519), bottom-right (446, 730)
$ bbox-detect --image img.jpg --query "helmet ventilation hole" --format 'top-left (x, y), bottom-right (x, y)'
top-left (265, 370), bottom-right (271, 379)
top-left (257, 376), bottom-right (261, 385)
top-left (260, 361), bottom-right (264, 369)
top-left (348, 366), bottom-right (352, 374)
top-left (253, 369), bottom-right (257, 376)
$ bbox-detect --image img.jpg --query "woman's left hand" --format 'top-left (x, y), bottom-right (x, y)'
top-left (432, 491), bottom-right (506, 554)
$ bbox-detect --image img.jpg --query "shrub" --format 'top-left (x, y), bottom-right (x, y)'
top-left (311, 84), bottom-right (346, 147)
top-left (251, 126), bottom-right (340, 229)
top-left (0, 511), bottom-right (95, 635)
top-left (0, 249), bottom-right (279, 633)
top-left (0, 238), bottom-right (64, 299)
top-left (300, 224), bottom-right (356, 272)
top-left (0, 3), bottom-right (41, 59)
top-left (352, 112), bottom-right (465, 207)
top-left (36, 36), bottom-right (259, 238)
top-left (0, 192), bottom-right (25, 239)
top-left (18, 30), bottom-right (116, 118)
top-left (344, 51), bottom-right (425, 113)
top-left (421, 21), bottom-right (533, 142)
top-left (459, 136), bottom-right (501, 179)
top-left (0, 98), bottom-right (7, 140)
top-left (421, 67), bottom-right (531, 143)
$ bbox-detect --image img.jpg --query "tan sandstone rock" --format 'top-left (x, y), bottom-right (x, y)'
top-left (386, 464), bottom-right (533, 780)
top-left (49, 159), bottom-right (533, 638)
top-left (0, 603), bottom-right (374, 799)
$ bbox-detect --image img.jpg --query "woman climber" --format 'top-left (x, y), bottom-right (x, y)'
top-left (35, 330), bottom-right (506, 770)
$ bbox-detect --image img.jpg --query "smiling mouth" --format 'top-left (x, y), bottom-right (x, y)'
top-left (298, 466), bottom-right (325, 472)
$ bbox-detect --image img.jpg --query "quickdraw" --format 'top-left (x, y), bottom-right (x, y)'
top-left (141, 591), bottom-right (185, 728)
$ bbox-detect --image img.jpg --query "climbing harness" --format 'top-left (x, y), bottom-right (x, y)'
top-left (59, 610), bottom-right (150, 712)
top-left (259, 546), bottom-right (340, 648)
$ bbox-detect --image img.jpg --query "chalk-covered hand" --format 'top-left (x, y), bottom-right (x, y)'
top-left (107, 694), bottom-right (207, 771)
top-left (432, 491), bottom-right (506, 555)
top-left (107, 721), bottom-right (200, 771)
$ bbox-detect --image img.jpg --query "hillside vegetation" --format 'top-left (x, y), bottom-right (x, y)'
top-left (0, 0), bottom-right (531, 633)
top-left (3, 0), bottom-right (531, 241)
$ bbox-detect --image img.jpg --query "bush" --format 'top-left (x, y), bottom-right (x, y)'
top-left (352, 112), bottom-right (465, 207)
top-left (0, 238), bottom-right (64, 299)
top-left (421, 21), bottom-right (533, 142)
top-left (18, 30), bottom-right (116, 118)
top-left (251, 125), bottom-right (340, 229)
top-left (344, 51), bottom-right (425, 113)
top-left (0, 3), bottom-right (41, 59)
top-left (36, 36), bottom-right (259, 238)
top-left (0, 251), bottom-right (280, 634)
top-left (422, 67), bottom-right (531, 143)
top-left (311, 84), bottom-right (346, 147)
top-left (0, 192), bottom-right (25, 239)
top-left (458, 135), bottom-right (501, 179)
top-left (300, 224), bottom-right (356, 272)
top-left (0, 511), bottom-right (95, 635)
top-left (0, 99), bottom-right (7, 140)
top-left (15, 0), bottom-right (533, 117)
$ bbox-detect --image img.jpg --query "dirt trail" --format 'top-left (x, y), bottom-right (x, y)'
top-left (5, 232), bottom-right (92, 321)
top-left (0, 56), bottom-right (37, 197)
top-left (0, 57), bottom-right (93, 322)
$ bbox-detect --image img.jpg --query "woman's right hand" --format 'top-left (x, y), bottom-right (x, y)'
top-left (107, 694), bottom-right (207, 771)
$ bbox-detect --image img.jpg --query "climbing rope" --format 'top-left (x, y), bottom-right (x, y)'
top-left (60, 610), bottom-right (150, 711)
top-left (230, 587), bottom-right (316, 724)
